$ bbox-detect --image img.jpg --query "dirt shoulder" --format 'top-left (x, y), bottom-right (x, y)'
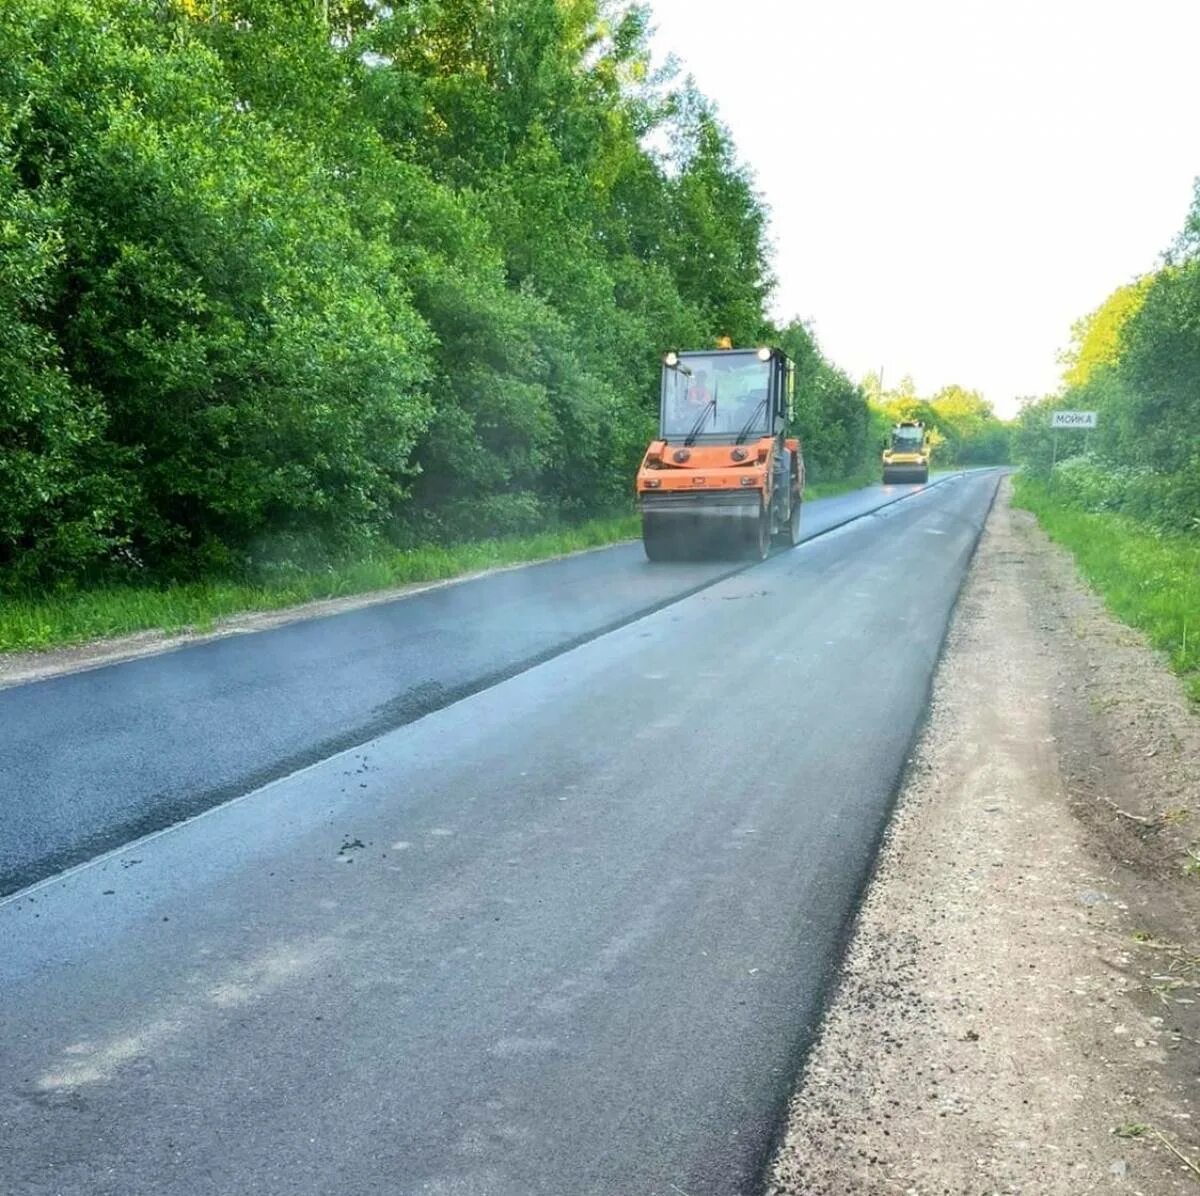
top-left (769, 477), bottom-right (1200, 1195)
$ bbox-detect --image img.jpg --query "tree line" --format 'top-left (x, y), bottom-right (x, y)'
top-left (1013, 184), bottom-right (1200, 535)
top-left (0, 0), bottom-right (890, 591)
top-left (864, 375), bottom-right (1011, 467)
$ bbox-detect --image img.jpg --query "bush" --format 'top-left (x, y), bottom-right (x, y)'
top-left (0, 0), bottom-right (858, 593)
top-left (1014, 183), bottom-right (1200, 538)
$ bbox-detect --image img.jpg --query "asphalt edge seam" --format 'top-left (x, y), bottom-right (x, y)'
top-left (749, 469), bottom-right (1005, 1194)
top-left (0, 472), bottom-right (981, 907)
top-left (0, 474), bottom-right (968, 694)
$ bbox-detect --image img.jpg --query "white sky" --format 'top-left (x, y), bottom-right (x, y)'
top-left (646, 0), bottom-right (1200, 416)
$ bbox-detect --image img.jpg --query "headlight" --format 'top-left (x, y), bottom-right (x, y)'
top-left (664, 351), bottom-right (679, 366)
top-left (756, 346), bottom-right (771, 361)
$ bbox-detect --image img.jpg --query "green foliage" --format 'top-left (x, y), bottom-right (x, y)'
top-left (871, 382), bottom-right (1011, 466)
top-left (1014, 182), bottom-right (1200, 537)
top-left (1011, 395), bottom-right (1060, 477)
top-left (1, 0), bottom-right (434, 582)
top-left (777, 321), bottom-right (875, 482)
top-left (1011, 187), bottom-right (1200, 708)
top-left (0, 0), bottom-right (868, 595)
top-left (1014, 477), bottom-right (1200, 703)
top-left (1059, 276), bottom-right (1153, 390)
top-left (928, 386), bottom-right (1011, 464)
top-left (0, 149), bottom-right (132, 584)
top-left (0, 513), bottom-right (640, 652)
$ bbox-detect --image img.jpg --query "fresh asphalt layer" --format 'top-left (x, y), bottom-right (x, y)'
top-left (1, 475), bottom-right (959, 898)
top-left (1, 470), bottom-right (1000, 1196)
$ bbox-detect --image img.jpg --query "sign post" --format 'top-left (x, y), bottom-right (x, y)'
top-left (1049, 410), bottom-right (1098, 469)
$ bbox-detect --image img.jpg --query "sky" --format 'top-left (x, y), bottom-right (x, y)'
top-left (645, 0), bottom-right (1200, 416)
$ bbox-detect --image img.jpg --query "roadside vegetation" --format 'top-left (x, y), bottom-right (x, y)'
top-left (1012, 182), bottom-right (1200, 702)
top-left (0, 0), bottom-right (877, 639)
top-left (0, 0), bottom-right (1013, 651)
top-left (865, 376), bottom-right (1012, 467)
top-left (1014, 479), bottom-right (1199, 702)
top-left (0, 514), bottom-right (641, 652)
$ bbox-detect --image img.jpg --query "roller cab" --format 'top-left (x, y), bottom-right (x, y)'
top-left (636, 346), bottom-right (804, 561)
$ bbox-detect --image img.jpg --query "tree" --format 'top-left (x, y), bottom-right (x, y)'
top-left (929, 386), bottom-right (1009, 464)
top-left (0, 0), bottom-right (792, 584)
top-left (1012, 180), bottom-right (1200, 533)
top-left (872, 380), bottom-right (1010, 466)
top-left (1059, 276), bottom-right (1153, 390)
top-left (777, 321), bottom-right (872, 482)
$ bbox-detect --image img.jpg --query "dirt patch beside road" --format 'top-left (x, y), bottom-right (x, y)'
top-left (769, 478), bottom-right (1199, 1195)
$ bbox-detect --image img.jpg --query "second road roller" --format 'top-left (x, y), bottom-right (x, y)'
top-left (881, 419), bottom-right (931, 483)
top-left (635, 344), bottom-right (804, 561)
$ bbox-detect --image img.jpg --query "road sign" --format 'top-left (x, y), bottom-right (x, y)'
top-left (1051, 410), bottom-right (1098, 428)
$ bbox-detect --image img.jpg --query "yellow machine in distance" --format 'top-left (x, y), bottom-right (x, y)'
top-left (881, 420), bottom-right (930, 484)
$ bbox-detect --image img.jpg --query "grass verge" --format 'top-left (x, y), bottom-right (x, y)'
top-left (1013, 476), bottom-right (1200, 703)
top-left (0, 515), bottom-right (640, 653)
top-left (2, 467), bottom-right (904, 655)
top-left (805, 466), bottom-right (880, 499)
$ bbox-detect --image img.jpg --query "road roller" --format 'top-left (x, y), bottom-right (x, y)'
top-left (881, 420), bottom-right (930, 483)
top-left (635, 345), bottom-right (804, 561)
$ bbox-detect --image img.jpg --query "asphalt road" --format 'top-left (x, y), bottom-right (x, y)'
top-left (2, 476), bottom-right (953, 897)
top-left (1, 470), bottom-right (1000, 1196)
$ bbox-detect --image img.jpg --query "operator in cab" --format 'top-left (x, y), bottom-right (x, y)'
top-left (686, 369), bottom-right (713, 405)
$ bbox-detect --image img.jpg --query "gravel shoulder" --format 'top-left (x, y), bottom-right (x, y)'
top-left (768, 477), bottom-right (1200, 1195)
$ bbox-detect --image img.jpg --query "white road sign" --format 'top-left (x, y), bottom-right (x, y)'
top-left (1051, 410), bottom-right (1098, 428)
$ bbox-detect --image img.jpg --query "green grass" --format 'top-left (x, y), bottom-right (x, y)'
top-left (0, 515), bottom-right (640, 653)
top-left (1013, 477), bottom-right (1200, 703)
top-left (804, 466), bottom-right (880, 499)
top-left (2, 466), bottom-right (901, 656)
